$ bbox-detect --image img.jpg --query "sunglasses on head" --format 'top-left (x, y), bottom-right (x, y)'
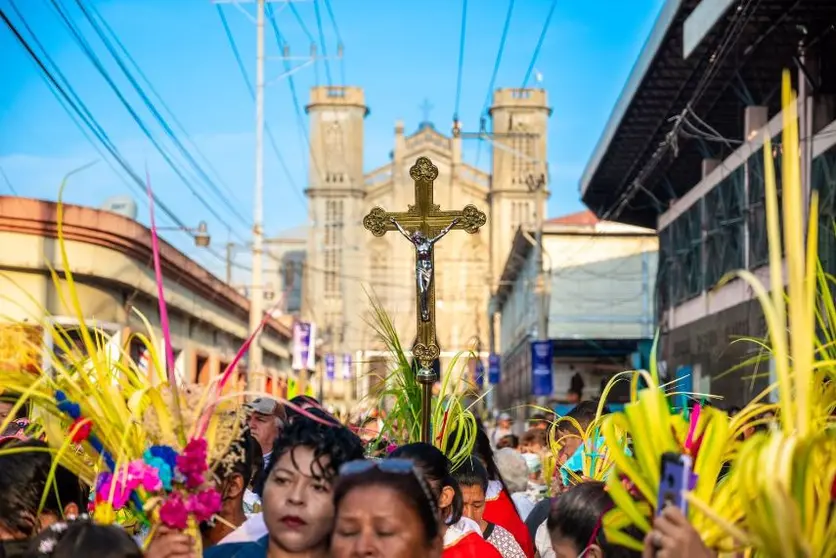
top-left (339, 459), bottom-right (439, 516)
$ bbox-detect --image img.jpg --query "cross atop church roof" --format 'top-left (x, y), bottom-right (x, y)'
top-left (418, 98), bottom-right (434, 130)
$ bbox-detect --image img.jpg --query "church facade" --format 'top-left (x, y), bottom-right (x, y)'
top-left (289, 85), bottom-right (550, 405)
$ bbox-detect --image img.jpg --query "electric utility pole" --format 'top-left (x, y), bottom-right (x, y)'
top-left (214, 0), bottom-right (341, 394)
top-left (454, 119), bottom-right (548, 409)
top-left (526, 173), bottom-right (548, 342)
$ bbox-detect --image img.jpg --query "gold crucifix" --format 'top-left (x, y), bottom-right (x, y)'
top-left (363, 156), bottom-right (486, 440)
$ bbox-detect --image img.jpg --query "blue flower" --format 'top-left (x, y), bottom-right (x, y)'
top-left (145, 446), bottom-right (178, 470)
top-left (56, 397), bottom-right (81, 420)
top-left (144, 456), bottom-right (173, 491)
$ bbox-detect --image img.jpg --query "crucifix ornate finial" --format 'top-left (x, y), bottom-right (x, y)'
top-left (362, 156), bottom-right (487, 443)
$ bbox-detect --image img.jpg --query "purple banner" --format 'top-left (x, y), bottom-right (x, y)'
top-left (474, 359), bottom-right (485, 386)
top-left (325, 353), bottom-right (336, 381)
top-left (341, 353), bottom-right (352, 379)
top-left (292, 322), bottom-right (316, 371)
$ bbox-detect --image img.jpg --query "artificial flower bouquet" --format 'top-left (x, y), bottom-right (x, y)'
top-left (90, 439), bottom-right (221, 532)
top-left (51, 384), bottom-right (240, 553)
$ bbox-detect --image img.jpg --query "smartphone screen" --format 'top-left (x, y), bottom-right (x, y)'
top-left (657, 452), bottom-right (692, 515)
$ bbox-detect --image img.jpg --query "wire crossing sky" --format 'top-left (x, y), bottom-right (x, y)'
top-left (0, 0), bottom-right (665, 278)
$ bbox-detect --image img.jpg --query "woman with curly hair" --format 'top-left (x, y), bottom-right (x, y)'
top-left (204, 415), bottom-right (364, 558)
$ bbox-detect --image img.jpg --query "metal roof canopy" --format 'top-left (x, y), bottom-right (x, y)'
top-left (580, 0), bottom-right (836, 228)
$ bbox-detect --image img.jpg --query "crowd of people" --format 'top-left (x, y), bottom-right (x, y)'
top-left (0, 389), bottom-right (719, 558)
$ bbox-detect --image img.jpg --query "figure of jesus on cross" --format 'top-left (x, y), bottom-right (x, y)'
top-left (363, 156), bottom-right (487, 442)
top-left (389, 215), bottom-right (459, 322)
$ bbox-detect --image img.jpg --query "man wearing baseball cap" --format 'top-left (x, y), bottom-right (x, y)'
top-left (244, 398), bottom-right (286, 470)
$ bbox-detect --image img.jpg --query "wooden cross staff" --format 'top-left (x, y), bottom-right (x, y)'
top-left (363, 156), bottom-right (487, 442)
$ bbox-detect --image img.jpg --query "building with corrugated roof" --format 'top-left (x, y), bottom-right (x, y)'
top-left (579, 0), bottom-right (836, 406)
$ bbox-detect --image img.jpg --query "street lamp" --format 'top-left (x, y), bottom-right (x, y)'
top-left (194, 221), bottom-right (211, 247)
top-left (157, 221), bottom-right (211, 248)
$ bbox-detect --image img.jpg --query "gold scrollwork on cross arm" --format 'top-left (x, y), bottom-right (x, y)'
top-left (409, 157), bottom-right (439, 182)
top-left (363, 207), bottom-right (390, 237)
top-left (460, 205), bottom-right (488, 233)
top-left (413, 342), bottom-right (440, 365)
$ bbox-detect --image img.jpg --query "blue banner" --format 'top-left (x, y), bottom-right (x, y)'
top-left (325, 353), bottom-right (335, 381)
top-left (531, 341), bottom-right (554, 396)
top-left (474, 359), bottom-right (485, 386)
top-left (488, 353), bottom-right (501, 384)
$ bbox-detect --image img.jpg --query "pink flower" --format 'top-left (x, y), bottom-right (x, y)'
top-left (188, 488), bottom-right (222, 523)
top-left (159, 492), bottom-right (189, 530)
top-left (176, 438), bottom-right (209, 478)
top-left (184, 472), bottom-right (205, 490)
top-left (127, 460), bottom-right (162, 493)
top-left (96, 474), bottom-right (132, 509)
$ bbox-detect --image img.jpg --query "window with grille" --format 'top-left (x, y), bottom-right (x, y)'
top-left (669, 203), bottom-right (703, 305)
top-left (705, 167), bottom-right (745, 288)
top-left (748, 135), bottom-right (784, 269)
top-left (510, 122), bottom-right (536, 185)
top-left (815, 145), bottom-right (836, 278)
top-left (324, 199), bottom-right (344, 298)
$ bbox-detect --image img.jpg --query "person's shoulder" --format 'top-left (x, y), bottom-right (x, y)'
top-left (203, 538), bottom-right (267, 558)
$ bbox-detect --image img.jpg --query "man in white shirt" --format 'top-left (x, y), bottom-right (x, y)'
top-left (245, 398), bottom-right (285, 471)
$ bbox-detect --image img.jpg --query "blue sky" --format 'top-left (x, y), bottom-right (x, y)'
top-left (0, 0), bottom-right (664, 278)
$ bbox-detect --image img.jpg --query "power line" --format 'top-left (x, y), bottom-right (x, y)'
top-left (603, 0), bottom-right (759, 221)
top-left (287, 1), bottom-right (317, 83)
top-left (66, 0), bottom-right (250, 228)
top-left (44, 0), bottom-right (251, 242)
top-left (0, 166), bottom-right (19, 195)
top-left (453, 0), bottom-right (468, 122)
top-left (215, 5), bottom-right (306, 210)
top-left (81, 0), bottom-right (240, 204)
top-left (322, 0), bottom-right (344, 84)
top-left (475, 0), bottom-right (515, 168)
top-left (482, 0), bottom-right (514, 115)
top-left (264, 3), bottom-right (327, 186)
top-left (521, 0), bottom-right (558, 88)
top-left (313, 0), bottom-right (332, 87)
top-left (2, 5), bottom-right (241, 271)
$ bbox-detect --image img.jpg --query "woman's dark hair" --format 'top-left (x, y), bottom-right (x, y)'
top-left (256, 416), bottom-right (364, 497)
top-left (219, 429), bottom-right (260, 487)
top-left (334, 466), bottom-right (440, 544)
top-left (286, 395), bottom-right (322, 422)
top-left (0, 440), bottom-right (87, 538)
top-left (25, 520), bottom-right (142, 558)
top-left (547, 481), bottom-right (641, 558)
top-left (451, 456), bottom-right (488, 493)
top-left (389, 443), bottom-right (463, 525)
top-left (497, 434), bottom-right (519, 449)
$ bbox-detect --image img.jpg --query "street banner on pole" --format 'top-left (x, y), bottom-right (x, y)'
top-left (325, 354), bottom-right (335, 381)
top-left (292, 321), bottom-right (316, 371)
top-left (488, 353), bottom-right (501, 384)
top-left (341, 353), bottom-right (352, 379)
top-left (531, 340), bottom-right (554, 396)
top-left (474, 358), bottom-right (485, 386)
